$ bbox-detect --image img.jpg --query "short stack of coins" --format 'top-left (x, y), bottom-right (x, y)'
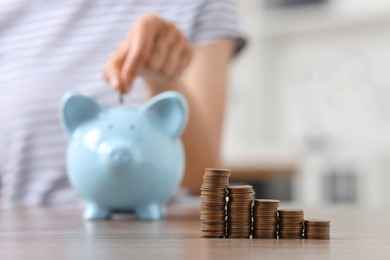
top-left (278, 209), bottom-right (304, 239)
top-left (227, 185), bottom-right (255, 238)
top-left (252, 199), bottom-right (279, 239)
top-left (200, 168), bottom-right (231, 238)
top-left (304, 219), bottom-right (330, 239)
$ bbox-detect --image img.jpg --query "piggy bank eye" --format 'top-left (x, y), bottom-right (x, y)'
top-left (129, 124), bottom-right (135, 130)
top-left (108, 124), bottom-right (114, 130)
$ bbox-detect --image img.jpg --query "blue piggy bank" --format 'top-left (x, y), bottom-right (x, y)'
top-left (59, 91), bottom-right (188, 220)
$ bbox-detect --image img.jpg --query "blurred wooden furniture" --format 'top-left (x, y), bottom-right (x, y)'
top-left (0, 204), bottom-right (389, 259)
top-left (228, 163), bottom-right (297, 182)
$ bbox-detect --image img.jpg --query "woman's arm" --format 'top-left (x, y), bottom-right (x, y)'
top-left (179, 40), bottom-right (235, 193)
top-left (103, 14), bottom-right (235, 194)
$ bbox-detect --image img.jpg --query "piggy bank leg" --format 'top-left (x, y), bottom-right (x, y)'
top-left (135, 203), bottom-right (165, 220)
top-left (83, 202), bottom-right (111, 220)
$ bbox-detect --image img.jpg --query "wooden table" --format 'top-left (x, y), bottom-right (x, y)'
top-left (0, 204), bottom-right (389, 259)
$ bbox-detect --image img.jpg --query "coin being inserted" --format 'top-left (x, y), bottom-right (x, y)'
top-left (119, 92), bottom-right (124, 104)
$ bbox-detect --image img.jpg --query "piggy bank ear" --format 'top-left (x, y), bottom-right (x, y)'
top-left (59, 92), bottom-right (102, 135)
top-left (142, 91), bottom-right (188, 138)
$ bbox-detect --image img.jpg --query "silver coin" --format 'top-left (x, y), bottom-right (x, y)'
top-left (119, 93), bottom-right (124, 104)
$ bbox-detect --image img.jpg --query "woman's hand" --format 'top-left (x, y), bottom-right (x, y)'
top-left (103, 14), bottom-right (193, 97)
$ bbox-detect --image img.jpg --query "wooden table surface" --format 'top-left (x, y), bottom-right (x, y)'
top-left (0, 203), bottom-right (389, 260)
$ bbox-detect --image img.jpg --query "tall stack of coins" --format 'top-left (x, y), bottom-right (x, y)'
top-left (278, 209), bottom-right (304, 239)
top-left (227, 185), bottom-right (255, 238)
top-left (252, 199), bottom-right (279, 239)
top-left (200, 168), bottom-right (231, 238)
top-left (304, 219), bottom-right (330, 239)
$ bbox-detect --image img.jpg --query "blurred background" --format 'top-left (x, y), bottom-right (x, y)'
top-left (221, 0), bottom-right (390, 207)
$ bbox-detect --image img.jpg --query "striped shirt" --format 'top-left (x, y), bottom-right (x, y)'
top-left (0, 0), bottom-right (245, 206)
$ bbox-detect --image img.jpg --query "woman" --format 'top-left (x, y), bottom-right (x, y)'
top-left (0, 0), bottom-right (245, 206)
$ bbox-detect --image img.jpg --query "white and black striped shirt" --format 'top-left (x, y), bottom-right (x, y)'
top-left (0, 0), bottom-right (245, 206)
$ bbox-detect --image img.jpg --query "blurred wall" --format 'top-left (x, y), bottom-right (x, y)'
top-left (222, 0), bottom-right (390, 206)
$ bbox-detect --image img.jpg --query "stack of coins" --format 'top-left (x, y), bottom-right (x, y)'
top-left (200, 168), bottom-right (231, 238)
top-left (304, 219), bottom-right (330, 239)
top-left (227, 185), bottom-right (255, 238)
top-left (252, 199), bottom-right (279, 239)
top-left (278, 209), bottom-right (304, 239)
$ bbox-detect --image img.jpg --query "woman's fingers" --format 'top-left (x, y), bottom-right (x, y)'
top-left (120, 16), bottom-right (157, 91)
top-left (103, 13), bottom-right (194, 94)
top-left (176, 44), bottom-right (194, 76)
top-left (162, 34), bottom-right (188, 78)
top-left (103, 42), bottom-right (128, 92)
top-left (146, 21), bottom-right (177, 72)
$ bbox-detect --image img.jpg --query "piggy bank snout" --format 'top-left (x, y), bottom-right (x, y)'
top-left (100, 142), bottom-right (134, 172)
top-left (110, 147), bottom-right (132, 163)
